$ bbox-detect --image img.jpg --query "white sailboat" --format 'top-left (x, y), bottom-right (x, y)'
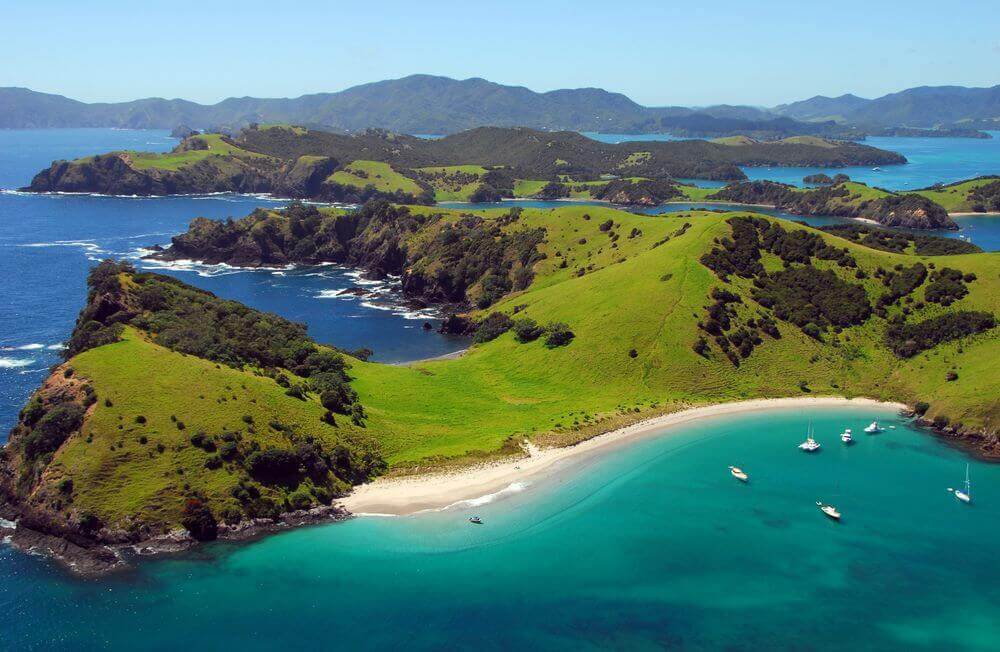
top-left (840, 428), bottom-right (853, 444)
top-left (864, 419), bottom-right (883, 434)
top-left (799, 422), bottom-right (821, 452)
top-left (729, 465), bottom-right (749, 482)
top-left (948, 464), bottom-right (972, 504)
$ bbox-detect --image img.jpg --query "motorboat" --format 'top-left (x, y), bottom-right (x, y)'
top-left (817, 502), bottom-right (841, 520)
top-left (840, 428), bottom-right (853, 444)
top-left (469, 516), bottom-right (483, 524)
top-left (864, 419), bottom-right (883, 434)
top-left (729, 466), bottom-right (749, 482)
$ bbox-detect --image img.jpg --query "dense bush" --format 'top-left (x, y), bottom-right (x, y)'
top-left (22, 402), bottom-right (86, 460)
top-left (544, 322), bottom-right (575, 347)
top-left (752, 266), bottom-right (871, 331)
top-left (512, 318), bottom-right (544, 343)
top-left (924, 268), bottom-right (970, 306)
top-left (247, 449), bottom-right (303, 486)
top-left (885, 311), bottom-right (996, 358)
top-left (181, 498), bottom-right (218, 541)
top-left (473, 313), bottom-right (514, 343)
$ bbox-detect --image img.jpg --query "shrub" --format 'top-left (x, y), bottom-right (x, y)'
top-left (544, 322), bottom-right (575, 347)
top-left (58, 478), bottom-right (74, 494)
top-left (913, 402), bottom-right (930, 416)
top-left (512, 318), bottom-right (544, 343)
top-left (204, 455), bottom-right (223, 470)
top-left (945, 371), bottom-right (958, 381)
top-left (628, 348), bottom-right (638, 358)
top-left (288, 490), bottom-right (313, 511)
top-left (23, 403), bottom-right (86, 459)
top-left (181, 498), bottom-right (218, 541)
top-left (598, 219), bottom-right (614, 232)
top-left (135, 415), bottom-right (147, 424)
top-left (473, 313), bottom-right (514, 343)
top-left (247, 449), bottom-right (302, 485)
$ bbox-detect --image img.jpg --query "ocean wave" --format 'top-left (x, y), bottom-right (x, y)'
top-left (18, 240), bottom-right (105, 254)
top-left (1, 343), bottom-right (44, 351)
top-left (0, 357), bottom-right (35, 369)
top-left (437, 482), bottom-right (529, 512)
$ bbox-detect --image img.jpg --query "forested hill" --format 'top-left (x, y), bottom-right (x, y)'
top-left (3, 76), bottom-right (996, 135)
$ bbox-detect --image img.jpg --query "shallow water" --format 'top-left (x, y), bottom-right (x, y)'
top-left (3, 405), bottom-right (998, 650)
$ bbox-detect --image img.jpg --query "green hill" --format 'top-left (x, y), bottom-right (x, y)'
top-left (3, 204), bottom-right (997, 567)
top-left (913, 176), bottom-right (1000, 213)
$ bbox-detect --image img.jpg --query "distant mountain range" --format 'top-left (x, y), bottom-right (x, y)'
top-left (1, 75), bottom-right (997, 136)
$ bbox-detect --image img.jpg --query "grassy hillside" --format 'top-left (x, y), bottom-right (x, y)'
top-left (329, 160), bottom-right (425, 196)
top-left (4, 205), bottom-right (997, 545)
top-left (342, 206), bottom-right (998, 466)
top-left (913, 176), bottom-right (1000, 213)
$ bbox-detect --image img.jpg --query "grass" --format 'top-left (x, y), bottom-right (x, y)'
top-left (711, 136), bottom-right (757, 146)
top-left (344, 205), bottom-right (1000, 466)
top-left (329, 160), bottom-right (425, 196)
top-left (35, 206), bottom-right (1000, 526)
top-left (415, 165), bottom-right (489, 201)
top-left (127, 134), bottom-right (269, 171)
top-left (913, 177), bottom-right (1000, 212)
top-left (51, 327), bottom-right (364, 526)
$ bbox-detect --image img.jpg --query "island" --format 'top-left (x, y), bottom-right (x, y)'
top-left (2, 203), bottom-right (997, 574)
top-left (22, 124), bottom-right (905, 200)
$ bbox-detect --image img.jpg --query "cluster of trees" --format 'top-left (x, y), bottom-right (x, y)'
top-left (876, 263), bottom-right (927, 306)
top-left (700, 216), bottom-right (854, 282)
top-left (589, 179), bottom-right (682, 205)
top-left (709, 181), bottom-right (955, 229)
top-left (885, 311), bottom-right (996, 358)
top-left (803, 173), bottom-right (850, 185)
top-left (752, 267), bottom-right (871, 336)
top-left (818, 224), bottom-right (981, 255)
top-left (468, 313), bottom-right (575, 348)
top-left (924, 267), bottom-right (975, 306)
top-left (968, 179), bottom-right (1000, 212)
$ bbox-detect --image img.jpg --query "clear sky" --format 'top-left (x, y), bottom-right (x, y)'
top-left (1, 0), bottom-right (997, 107)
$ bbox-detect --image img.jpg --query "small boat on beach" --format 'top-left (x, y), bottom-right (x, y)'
top-left (864, 419), bottom-right (884, 434)
top-left (817, 502), bottom-right (841, 520)
top-left (948, 464), bottom-right (972, 504)
top-left (729, 466), bottom-right (749, 482)
top-left (799, 422), bottom-right (821, 452)
top-left (840, 428), bottom-right (853, 444)
top-left (469, 516), bottom-right (483, 524)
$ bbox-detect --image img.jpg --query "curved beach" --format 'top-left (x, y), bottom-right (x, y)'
top-left (340, 396), bottom-right (905, 515)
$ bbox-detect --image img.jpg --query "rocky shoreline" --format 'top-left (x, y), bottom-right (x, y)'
top-left (0, 504), bottom-right (352, 576)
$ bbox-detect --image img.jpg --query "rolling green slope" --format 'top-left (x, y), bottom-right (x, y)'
top-left (3, 206), bottom-right (997, 547)
top-left (913, 177), bottom-right (1000, 213)
top-left (345, 206), bottom-right (999, 466)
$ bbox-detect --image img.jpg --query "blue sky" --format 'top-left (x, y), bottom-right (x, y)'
top-left (1, 0), bottom-right (997, 106)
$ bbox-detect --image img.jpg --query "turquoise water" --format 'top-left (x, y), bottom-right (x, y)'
top-left (4, 406), bottom-right (999, 650)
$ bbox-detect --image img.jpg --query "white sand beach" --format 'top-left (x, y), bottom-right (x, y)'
top-left (340, 396), bottom-right (906, 516)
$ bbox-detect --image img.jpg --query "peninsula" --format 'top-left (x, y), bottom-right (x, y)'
top-left (2, 203), bottom-right (997, 573)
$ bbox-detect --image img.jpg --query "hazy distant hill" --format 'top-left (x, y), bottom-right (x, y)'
top-left (773, 94), bottom-right (870, 122)
top-left (776, 86), bottom-right (1000, 128)
top-left (1, 76), bottom-right (997, 134)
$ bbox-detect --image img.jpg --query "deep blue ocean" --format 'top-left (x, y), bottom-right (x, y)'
top-left (1, 129), bottom-right (999, 650)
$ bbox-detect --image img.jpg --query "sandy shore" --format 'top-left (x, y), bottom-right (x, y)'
top-left (340, 396), bottom-right (905, 516)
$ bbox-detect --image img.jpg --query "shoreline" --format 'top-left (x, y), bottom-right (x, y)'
top-left (339, 396), bottom-right (905, 516)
